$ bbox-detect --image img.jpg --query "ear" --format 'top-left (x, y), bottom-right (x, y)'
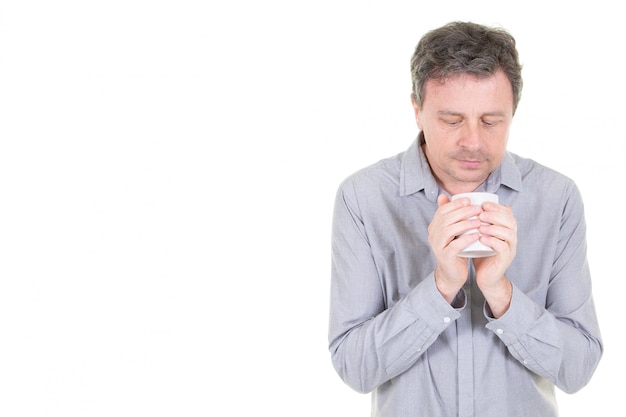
top-left (411, 97), bottom-right (424, 130)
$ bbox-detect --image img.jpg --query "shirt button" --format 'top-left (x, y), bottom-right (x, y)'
top-left (443, 317), bottom-right (451, 323)
top-left (496, 328), bottom-right (504, 334)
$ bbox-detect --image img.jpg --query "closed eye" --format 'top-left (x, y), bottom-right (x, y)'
top-left (481, 118), bottom-right (502, 127)
top-left (441, 118), bottom-right (463, 127)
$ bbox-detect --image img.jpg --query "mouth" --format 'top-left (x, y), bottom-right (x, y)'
top-left (458, 159), bottom-right (483, 169)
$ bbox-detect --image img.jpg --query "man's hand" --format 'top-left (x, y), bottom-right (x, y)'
top-left (429, 194), bottom-right (482, 303)
top-left (473, 201), bottom-right (517, 317)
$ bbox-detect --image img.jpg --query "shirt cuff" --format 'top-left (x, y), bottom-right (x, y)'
top-left (403, 272), bottom-right (465, 333)
top-left (484, 283), bottom-right (540, 345)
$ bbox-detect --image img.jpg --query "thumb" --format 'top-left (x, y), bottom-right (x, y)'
top-left (437, 193), bottom-right (450, 207)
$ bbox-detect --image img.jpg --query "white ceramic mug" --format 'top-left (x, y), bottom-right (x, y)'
top-left (450, 192), bottom-right (499, 258)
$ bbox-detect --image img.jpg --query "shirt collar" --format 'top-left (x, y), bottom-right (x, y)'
top-left (399, 135), bottom-right (523, 201)
top-left (486, 151), bottom-right (523, 193)
top-left (400, 135), bottom-right (440, 201)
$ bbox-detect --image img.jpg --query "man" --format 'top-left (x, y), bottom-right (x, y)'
top-left (328, 21), bottom-right (602, 417)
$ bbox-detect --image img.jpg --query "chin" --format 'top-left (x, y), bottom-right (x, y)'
top-left (454, 173), bottom-right (490, 185)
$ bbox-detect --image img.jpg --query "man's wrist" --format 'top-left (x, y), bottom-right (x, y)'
top-left (482, 278), bottom-right (512, 318)
top-left (434, 269), bottom-right (465, 305)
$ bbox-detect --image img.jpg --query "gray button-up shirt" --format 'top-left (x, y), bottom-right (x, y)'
top-left (329, 138), bottom-right (603, 417)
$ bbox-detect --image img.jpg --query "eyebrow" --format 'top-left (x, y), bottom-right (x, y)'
top-left (437, 110), bottom-right (507, 118)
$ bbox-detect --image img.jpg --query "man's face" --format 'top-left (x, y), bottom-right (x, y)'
top-left (413, 70), bottom-right (514, 195)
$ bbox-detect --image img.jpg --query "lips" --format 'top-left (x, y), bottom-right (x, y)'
top-left (458, 159), bottom-right (483, 169)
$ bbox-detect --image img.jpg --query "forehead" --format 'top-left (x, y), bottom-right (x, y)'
top-left (422, 70), bottom-right (514, 114)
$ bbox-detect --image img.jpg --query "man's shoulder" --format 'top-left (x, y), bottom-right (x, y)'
top-left (338, 150), bottom-right (405, 194)
top-left (509, 152), bottom-right (577, 193)
top-left (511, 152), bottom-right (570, 177)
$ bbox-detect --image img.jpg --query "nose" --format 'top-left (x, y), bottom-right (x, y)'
top-left (458, 121), bottom-right (482, 150)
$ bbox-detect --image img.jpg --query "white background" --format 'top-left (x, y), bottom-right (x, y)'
top-left (0, 1), bottom-right (622, 416)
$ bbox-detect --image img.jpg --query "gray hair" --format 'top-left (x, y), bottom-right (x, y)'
top-left (410, 21), bottom-right (523, 113)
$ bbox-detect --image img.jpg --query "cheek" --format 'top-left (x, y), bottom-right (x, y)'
top-left (484, 135), bottom-right (509, 162)
top-left (485, 126), bottom-right (509, 147)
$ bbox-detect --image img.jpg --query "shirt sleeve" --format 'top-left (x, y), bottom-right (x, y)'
top-left (485, 183), bottom-right (603, 393)
top-left (328, 181), bottom-right (463, 394)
